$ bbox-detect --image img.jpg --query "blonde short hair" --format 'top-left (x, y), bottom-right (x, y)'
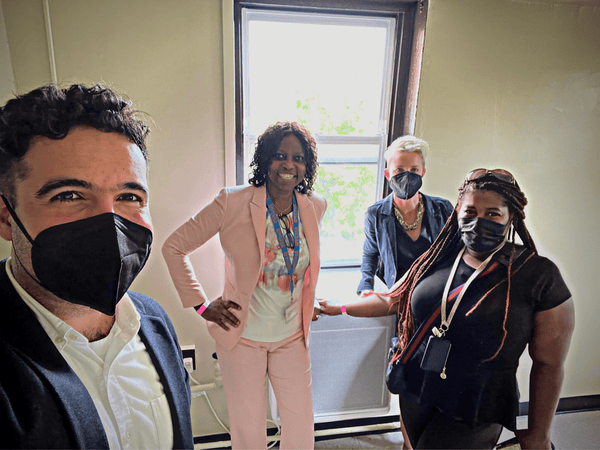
top-left (383, 135), bottom-right (428, 169)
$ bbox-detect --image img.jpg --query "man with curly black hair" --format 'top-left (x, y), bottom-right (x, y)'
top-left (0, 84), bottom-right (193, 449)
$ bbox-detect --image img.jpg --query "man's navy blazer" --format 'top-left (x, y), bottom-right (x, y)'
top-left (0, 260), bottom-right (193, 449)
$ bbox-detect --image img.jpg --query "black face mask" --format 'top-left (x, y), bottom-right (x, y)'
top-left (458, 217), bottom-right (508, 253)
top-left (2, 197), bottom-right (152, 315)
top-left (389, 171), bottom-right (422, 200)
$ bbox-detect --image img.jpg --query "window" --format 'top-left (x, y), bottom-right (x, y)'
top-left (235, 1), bottom-right (422, 267)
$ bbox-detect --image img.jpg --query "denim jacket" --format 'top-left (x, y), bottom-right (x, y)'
top-left (358, 193), bottom-right (453, 293)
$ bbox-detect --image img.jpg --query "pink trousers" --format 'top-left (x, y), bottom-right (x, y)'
top-left (216, 330), bottom-right (314, 449)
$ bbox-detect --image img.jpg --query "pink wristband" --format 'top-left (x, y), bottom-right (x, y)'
top-left (197, 301), bottom-right (210, 316)
top-left (340, 305), bottom-right (348, 316)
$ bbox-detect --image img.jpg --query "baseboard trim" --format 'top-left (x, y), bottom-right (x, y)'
top-left (193, 394), bottom-right (600, 446)
top-left (519, 394), bottom-right (600, 416)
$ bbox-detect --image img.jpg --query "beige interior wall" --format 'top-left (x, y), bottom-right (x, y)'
top-left (418, 0), bottom-right (600, 398)
top-left (0, 3), bottom-right (14, 102)
top-left (1, 0), bottom-right (598, 438)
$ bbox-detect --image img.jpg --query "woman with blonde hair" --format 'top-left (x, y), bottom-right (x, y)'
top-left (357, 135), bottom-right (453, 295)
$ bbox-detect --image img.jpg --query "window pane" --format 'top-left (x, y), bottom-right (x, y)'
top-left (315, 164), bottom-right (378, 265)
top-left (317, 143), bottom-right (380, 164)
top-left (244, 11), bottom-right (395, 137)
top-left (241, 9), bottom-right (396, 265)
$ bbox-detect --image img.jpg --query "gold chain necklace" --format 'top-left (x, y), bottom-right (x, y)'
top-left (394, 195), bottom-right (424, 231)
top-left (273, 200), bottom-right (292, 217)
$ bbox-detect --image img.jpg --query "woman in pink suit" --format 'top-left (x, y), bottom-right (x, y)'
top-left (163, 122), bottom-right (326, 449)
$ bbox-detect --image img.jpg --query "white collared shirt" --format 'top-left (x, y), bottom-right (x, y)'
top-left (6, 260), bottom-right (174, 449)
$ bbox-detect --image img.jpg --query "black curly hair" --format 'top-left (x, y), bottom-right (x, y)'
top-left (248, 121), bottom-right (318, 195)
top-left (0, 84), bottom-right (150, 205)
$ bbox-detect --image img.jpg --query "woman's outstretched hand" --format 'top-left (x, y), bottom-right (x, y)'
top-left (312, 307), bottom-right (322, 321)
top-left (199, 297), bottom-right (242, 331)
top-left (318, 299), bottom-right (342, 316)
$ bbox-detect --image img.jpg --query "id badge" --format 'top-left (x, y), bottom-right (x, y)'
top-left (420, 335), bottom-right (451, 375)
top-left (284, 304), bottom-right (298, 323)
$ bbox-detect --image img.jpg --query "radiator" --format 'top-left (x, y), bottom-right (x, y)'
top-left (269, 268), bottom-right (396, 423)
top-left (310, 312), bottom-right (396, 420)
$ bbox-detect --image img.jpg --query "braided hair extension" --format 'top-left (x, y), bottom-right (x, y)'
top-left (386, 210), bottom-right (462, 357)
top-left (387, 173), bottom-right (537, 360)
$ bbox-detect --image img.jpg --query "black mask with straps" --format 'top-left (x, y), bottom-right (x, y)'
top-left (1, 195), bottom-right (152, 315)
top-left (458, 217), bottom-right (508, 253)
top-left (388, 171), bottom-right (422, 200)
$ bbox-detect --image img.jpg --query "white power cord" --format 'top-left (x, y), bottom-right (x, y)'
top-left (266, 419), bottom-right (281, 449)
top-left (196, 390), bottom-right (230, 435)
top-left (183, 357), bottom-right (228, 433)
top-left (183, 355), bottom-right (282, 445)
top-left (183, 358), bottom-right (215, 390)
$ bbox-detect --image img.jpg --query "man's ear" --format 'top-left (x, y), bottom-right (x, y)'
top-left (0, 201), bottom-right (13, 241)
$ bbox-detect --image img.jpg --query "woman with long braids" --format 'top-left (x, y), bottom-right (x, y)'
top-left (320, 168), bottom-right (574, 449)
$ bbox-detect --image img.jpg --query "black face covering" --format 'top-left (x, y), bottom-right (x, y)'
top-left (2, 197), bottom-right (152, 316)
top-left (458, 217), bottom-right (508, 253)
top-left (389, 171), bottom-right (422, 200)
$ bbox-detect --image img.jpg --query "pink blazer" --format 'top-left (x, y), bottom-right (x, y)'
top-left (162, 185), bottom-right (327, 351)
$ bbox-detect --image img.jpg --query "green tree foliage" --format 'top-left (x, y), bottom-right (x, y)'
top-left (295, 96), bottom-right (367, 136)
top-left (315, 165), bottom-right (375, 241)
top-left (295, 96), bottom-right (376, 247)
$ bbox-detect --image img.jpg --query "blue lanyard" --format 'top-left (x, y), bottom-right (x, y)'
top-left (266, 193), bottom-right (300, 294)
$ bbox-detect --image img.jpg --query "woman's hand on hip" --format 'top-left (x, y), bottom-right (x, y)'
top-left (200, 297), bottom-right (241, 331)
